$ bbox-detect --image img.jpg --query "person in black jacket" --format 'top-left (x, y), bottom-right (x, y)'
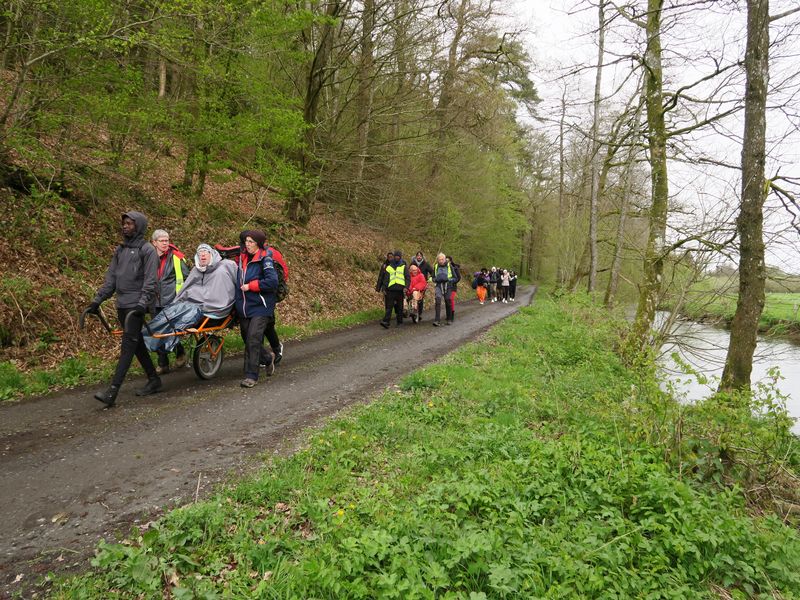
top-left (375, 251), bottom-right (393, 295)
top-left (86, 211), bottom-right (161, 407)
top-left (410, 251), bottom-right (433, 320)
top-left (380, 250), bottom-right (410, 328)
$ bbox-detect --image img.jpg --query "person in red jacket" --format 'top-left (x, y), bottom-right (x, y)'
top-left (406, 264), bottom-right (428, 323)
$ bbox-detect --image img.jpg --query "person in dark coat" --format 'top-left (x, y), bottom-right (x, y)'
top-left (375, 251), bottom-right (393, 294)
top-left (410, 251), bottom-right (433, 319)
top-left (86, 211), bottom-right (161, 407)
top-left (432, 253), bottom-right (460, 326)
top-left (380, 250), bottom-right (410, 328)
top-left (151, 229), bottom-right (190, 374)
top-left (235, 230), bottom-right (279, 388)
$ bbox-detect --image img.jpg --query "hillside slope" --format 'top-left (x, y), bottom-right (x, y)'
top-left (0, 150), bottom-right (420, 387)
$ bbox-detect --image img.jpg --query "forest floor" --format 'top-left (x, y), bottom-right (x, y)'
top-left (0, 287), bottom-right (535, 598)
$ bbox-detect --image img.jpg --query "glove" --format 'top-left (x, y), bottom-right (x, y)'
top-left (132, 304), bottom-right (147, 317)
top-left (86, 302), bottom-right (100, 314)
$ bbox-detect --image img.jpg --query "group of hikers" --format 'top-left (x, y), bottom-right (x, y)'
top-left (376, 251), bottom-right (518, 328)
top-left (85, 211), bottom-right (288, 407)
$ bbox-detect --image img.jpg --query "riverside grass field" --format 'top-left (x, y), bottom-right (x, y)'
top-left (53, 296), bottom-right (800, 599)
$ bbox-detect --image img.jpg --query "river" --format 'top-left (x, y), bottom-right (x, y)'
top-left (657, 312), bottom-right (800, 433)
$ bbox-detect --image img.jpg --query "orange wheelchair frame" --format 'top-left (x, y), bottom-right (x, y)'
top-left (80, 309), bottom-right (235, 380)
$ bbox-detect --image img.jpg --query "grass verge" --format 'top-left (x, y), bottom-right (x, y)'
top-left (0, 308), bottom-right (384, 402)
top-left (50, 295), bottom-right (800, 598)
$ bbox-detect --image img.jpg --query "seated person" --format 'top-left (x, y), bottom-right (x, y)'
top-left (143, 244), bottom-right (237, 352)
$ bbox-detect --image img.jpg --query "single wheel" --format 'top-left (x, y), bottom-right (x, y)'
top-left (193, 334), bottom-right (224, 379)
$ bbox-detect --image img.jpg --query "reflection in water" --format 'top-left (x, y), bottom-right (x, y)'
top-left (656, 311), bottom-right (800, 433)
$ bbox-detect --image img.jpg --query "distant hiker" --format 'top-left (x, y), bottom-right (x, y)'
top-left (143, 244), bottom-right (237, 353)
top-left (407, 263), bottom-right (428, 323)
top-left (489, 266), bottom-right (499, 302)
top-left (380, 250), bottom-right (409, 328)
top-left (151, 229), bottom-right (190, 374)
top-left (446, 256), bottom-right (461, 321)
top-left (87, 211), bottom-right (161, 407)
top-left (235, 230), bottom-right (278, 388)
top-left (473, 268), bottom-right (489, 304)
top-left (411, 251), bottom-right (434, 280)
top-left (509, 270), bottom-right (517, 301)
top-left (375, 251), bottom-right (393, 295)
top-left (411, 251), bottom-right (433, 318)
top-left (500, 269), bottom-right (510, 303)
top-left (432, 253), bottom-right (459, 326)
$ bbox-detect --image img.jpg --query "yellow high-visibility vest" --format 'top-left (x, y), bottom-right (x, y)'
top-left (173, 255), bottom-right (185, 293)
top-left (386, 264), bottom-right (406, 287)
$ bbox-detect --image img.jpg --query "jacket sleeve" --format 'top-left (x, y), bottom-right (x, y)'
top-left (93, 248), bottom-right (119, 304)
top-left (404, 265), bottom-right (411, 288)
top-left (247, 256), bottom-right (278, 293)
top-left (138, 246), bottom-right (159, 307)
top-left (375, 266), bottom-right (385, 291)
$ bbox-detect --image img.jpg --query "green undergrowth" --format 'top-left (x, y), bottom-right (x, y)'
top-left (51, 296), bottom-right (800, 599)
top-left (0, 308), bottom-right (384, 401)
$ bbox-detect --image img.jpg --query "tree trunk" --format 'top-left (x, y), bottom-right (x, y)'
top-left (158, 57), bottom-right (167, 99)
top-left (719, 0), bottom-right (769, 392)
top-left (285, 0), bottom-right (342, 225)
top-left (353, 0), bottom-right (375, 191)
top-left (605, 91), bottom-right (645, 306)
top-left (557, 87), bottom-right (568, 286)
top-left (588, 0), bottom-right (606, 293)
top-left (629, 0), bottom-right (669, 354)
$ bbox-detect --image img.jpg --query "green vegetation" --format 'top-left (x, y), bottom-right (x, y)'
top-left (52, 295), bottom-right (800, 598)
top-left (0, 308), bottom-right (383, 401)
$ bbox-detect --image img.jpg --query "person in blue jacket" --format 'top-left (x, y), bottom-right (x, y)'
top-left (234, 230), bottom-right (278, 388)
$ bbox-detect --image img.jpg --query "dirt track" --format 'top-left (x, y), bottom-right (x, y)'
top-left (0, 287), bottom-right (535, 596)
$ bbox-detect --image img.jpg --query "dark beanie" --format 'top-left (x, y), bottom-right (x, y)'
top-left (393, 249), bottom-right (402, 257)
top-left (241, 229), bottom-right (267, 250)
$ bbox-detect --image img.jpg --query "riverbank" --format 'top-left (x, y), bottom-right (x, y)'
top-left (667, 291), bottom-right (800, 341)
top-left (50, 294), bottom-right (800, 598)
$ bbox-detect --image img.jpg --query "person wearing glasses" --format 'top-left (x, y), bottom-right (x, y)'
top-left (150, 229), bottom-right (190, 374)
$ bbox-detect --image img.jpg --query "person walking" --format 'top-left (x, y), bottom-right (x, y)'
top-left (259, 232), bottom-right (289, 366)
top-left (500, 269), bottom-right (510, 303)
top-left (410, 251), bottom-right (434, 320)
top-left (87, 211), bottom-right (161, 407)
top-left (474, 268), bottom-right (489, 304)
top-left (489, 266), bottom-right (499, 302)
top-left (432, 253), bottom-right (459, 326)
top-left (151, 229), bottom-right (190, 374)
top-left (380, 250), bottom-right (409, 328)
top-left (407, 263), bottom-right (427, 323)
top-left (375, 251), bottom-right (393, 295)
top-left (235, 230), bottom-right (278, 388)
top-left (509, 270), bottom-right (517, 301)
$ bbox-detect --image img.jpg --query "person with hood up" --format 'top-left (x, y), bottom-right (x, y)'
top-left (151, 229), bottom-right (190, 374)
top-left (432, 253), bottom-right (460, 326)
top-left (235, 230), bottom-right (279, 388)
top-left (86, 211), bottom-right (160, 407)
top-left (406, 263), bottom-right (428, 323)
top-left (380, 250), bottom-right (410, 328)
top-left (142, 244), bottom-right (237, 353)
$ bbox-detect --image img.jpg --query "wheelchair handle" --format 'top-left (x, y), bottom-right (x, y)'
top-left (80, 308), bottom-right (113, 333)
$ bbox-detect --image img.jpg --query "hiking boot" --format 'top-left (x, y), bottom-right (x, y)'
top-left (94, 385), bottom-right (119, 407)
top-left (135, 377), bottom-right (163, 397)
top-left (380, 321), bottom-right (390, 329)
top-left (240, 378), bottom-right (257, 388)
top-left (155, 365), bottom-right (169, 376)
top-left (411, 314), bottom-right (418, 323)
top-left (445, 321), bottom-right (452, 326)
top-left (432, 321), bottom-right (441, 327)
top-left (174, 352), bottom-right (187, 369)
top-left (273, 343), bottom-right (284, 365)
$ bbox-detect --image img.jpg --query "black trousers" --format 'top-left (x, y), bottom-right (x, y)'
top-left (153, 306), bottom-right (184, 367)
top-left (264, 315), bottom-right (281, 353)
top-left (112, 307), bottom-right (157, 387)
top-left (509, 283), bottom-right (517, 299)
top-left (383, 289), bottom-right (404, 324)
top-left (240, 315), bottom-right (270, 379)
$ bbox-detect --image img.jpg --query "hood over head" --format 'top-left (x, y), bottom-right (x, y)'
top-left (195, 243), bottom-right (221, 272)
top-left (122, 211), bottom-right (148, 244)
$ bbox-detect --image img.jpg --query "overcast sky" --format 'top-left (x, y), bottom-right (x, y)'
top-left (513, 0), bottom-right (800, 272)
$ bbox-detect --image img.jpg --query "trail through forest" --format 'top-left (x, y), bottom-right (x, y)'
top-left (0, 287), bottom-right (535, 596)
